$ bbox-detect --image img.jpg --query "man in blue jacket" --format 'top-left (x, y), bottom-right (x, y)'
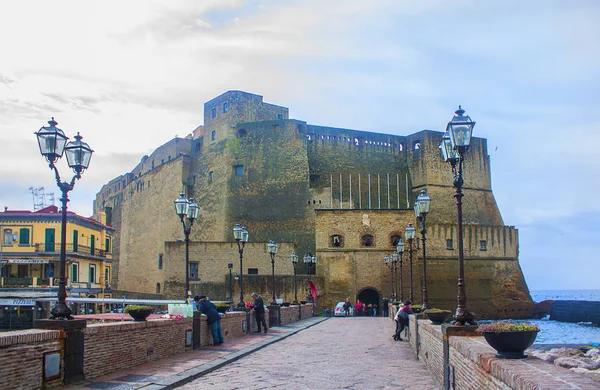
top-left (197, 295), bottom-right (224, 345)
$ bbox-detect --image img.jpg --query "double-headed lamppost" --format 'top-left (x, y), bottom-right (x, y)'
top-left (303, 253), bottom-right (317, 275)
top-left (174, 193), bottom-right (199, 301)
top-left (384, 255), bottom-right (396, 298)
top-left (404, 223), bottom-right (416, 303)
top-left (396, 240), bottom-right (405, 301)
top-left (439, 106), bottom-right (477, 325)
top-left (233, 224), bottom-right (249, 308)
top-left (35, 118), bottom-right (94, 320)
top-left (267, 240), bottom-right (278, 305)
top-left (414, 190), bottom-right (431, 310)
top-left (290, 253), bottom-right (299, 304)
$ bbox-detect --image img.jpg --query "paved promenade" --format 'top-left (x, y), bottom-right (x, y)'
top-left (63, 316), bottom-right (439, 389)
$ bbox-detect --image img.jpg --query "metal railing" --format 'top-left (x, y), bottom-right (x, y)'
top-left (34, 243), bottom-right (110, 258)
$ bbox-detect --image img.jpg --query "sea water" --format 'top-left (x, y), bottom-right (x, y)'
top-left (505, 289), bottom-right (600, 346)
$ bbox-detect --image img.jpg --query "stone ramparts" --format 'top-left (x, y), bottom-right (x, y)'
top-left (550, 300), bottom-right (600, 324)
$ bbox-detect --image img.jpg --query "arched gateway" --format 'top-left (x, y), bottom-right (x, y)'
top-left (356, 287), bottom-right (381, 316)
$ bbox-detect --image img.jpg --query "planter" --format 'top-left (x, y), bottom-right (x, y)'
top-left (481, 331), bottom-right (539, 359)
top-left (425, 310), bottom-right (451, 325)
top-left (127, 309), bottom-right (153, 322)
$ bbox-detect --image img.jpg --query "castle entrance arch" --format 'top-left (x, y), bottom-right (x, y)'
top-left (356, 287), bottom-right (381, 317)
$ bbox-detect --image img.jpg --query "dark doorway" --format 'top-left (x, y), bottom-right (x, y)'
top-left (357, 287), bottom-right (380, 317)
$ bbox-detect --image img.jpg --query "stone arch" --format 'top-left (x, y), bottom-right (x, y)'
top-left (329, 231), bottom-right (344, 248)
top-left (237, 128), bottom-right (247, 138)
top-left (356, 286), bottom-right (382, 316)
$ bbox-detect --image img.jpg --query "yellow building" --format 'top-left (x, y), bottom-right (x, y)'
top-left (0, 206), bottom-right (114, 300)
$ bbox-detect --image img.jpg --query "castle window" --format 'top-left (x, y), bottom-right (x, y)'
top-left (158, 254), bottom-right (163, 270)
top-left (234, 165), bottom-right (244, 176)
top-left (398, 143), bottom-right (404, 152)
top-left (390, 235), bottom-right (401, 247)
top-left (361, 234), bottom-right (375, 247)
top-left (480, 240), bottom-right (487, 251)
top-left (195, 143), bottom-right (201, 152)
top-left (190, 262), bottom-right (199, 280)
top-left (209, 171), bottom-right (214, 183)
top-left (222, 101), bottom-right (228, 113)
top-left (277, 114), bottom-right (283, 120)
top-left (151, 160), bottom-right (155, 169)
top-left (413, 141), bottom-right (421, 150)
top-left (330, 234), bottom-right (344, 248)
top-left (446, 239), bottom-right (453, 250)
top-left (211, 130), bottom-right (216, 141)
top-left (237, 128), bottom-right (247, 138)
top-left (248, 268), bottom-right (259, 275)
top-left (211, 107), bottom-right (216, 118)
top-left (156, 283), bottom-right (161, 293)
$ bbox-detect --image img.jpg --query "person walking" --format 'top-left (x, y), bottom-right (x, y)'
top-left (382, 298), bottom-right (389, 318)
top-left (251, 292), bottom-right (268, 333)
top-left (393, 300), bottom-right (413, 341)
top-left (343, 297), bottom-right (352, 317)
top-left (197, 295), bottom-right (224, 345)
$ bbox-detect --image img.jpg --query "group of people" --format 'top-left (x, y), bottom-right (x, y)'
top-left (192, 292), bottom-right (268, 346)
top-left (342, 298), bottom-right (378, 317)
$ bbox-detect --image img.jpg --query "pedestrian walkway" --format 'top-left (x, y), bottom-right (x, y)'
top-left (62, 317), bottom-right (327, 389)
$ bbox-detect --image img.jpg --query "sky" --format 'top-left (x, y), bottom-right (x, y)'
top-left (1, 0), bottom-right (598, 291)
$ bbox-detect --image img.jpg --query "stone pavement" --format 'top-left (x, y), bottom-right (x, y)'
top-left (61, 316), bottom-right (327, 390)
top-left (179, 317), bottom-right (440, 389)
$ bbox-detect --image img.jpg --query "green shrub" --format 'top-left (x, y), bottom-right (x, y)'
top-left (215, 303), bottom-right (229, 313)
top-left (476, 322), bottom-right (540, 333)
top-left (425, 309), bottom-right (452, 314)
top-left (124, 305), bottom-right (153, 313)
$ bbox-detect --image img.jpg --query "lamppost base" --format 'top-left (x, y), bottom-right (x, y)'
top-left (452, 309), bottom-right (477, 326)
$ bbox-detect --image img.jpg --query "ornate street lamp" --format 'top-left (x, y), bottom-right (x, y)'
top-left (290, 253), bottom-right (299, 304)
top-left (267, 240), bottom-right (278, 305)
top-left (228, 263), bottom-right (233, 302)
top-left (439, 106), bottom-right (477, 325)
top-left (415, 190), bottom-right (431, 310)
top-left (35, 118), bottom-right (93, 320)
top-left (233, 224), bottom-right (249, 308)
top-left (396, 240), bottom-right (405, 301)
top-left (384, 255), bottom-right (396, 298)
top-left (404, 223), bottom-right (416, 303)
top-left (303, 253), bottom-right (317, 275)
top-left (391, 252), bottom-right (399, 299)
top-left (174, 193), bottom-right (199, 301)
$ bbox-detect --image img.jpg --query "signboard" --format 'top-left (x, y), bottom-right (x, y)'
top-left (168, 303), bottom-right (194, 318)
top-left (0, 299), bottom-right (35, 306)
top-left (2, 259), bottom-right (49, 264)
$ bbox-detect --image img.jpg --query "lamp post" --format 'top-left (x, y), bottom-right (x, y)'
top-left (290, 253), bottom-right (299, 304)
top-left (174, 193), bottom-right (199, 301)
top-left (35, 118), bottom-right (93, 320)
top-left (439, 106), bottom-right (477, 325)
top-left (228, 263), bottom-right (233, 302)
top-left (303, 253), bottom-right (317, 275)
top-left (396, 240), bottom-right (405, 301)
top-left (267, 240), bottom-right (278, 305)
top-left (404, 223), bottom-right (416, 303)
top-left (414, 190), bottom-right (431, 310)
top-left (233, 224), bottom-right (249, 308)
top-left (384, 255), bottom-right (396, 298)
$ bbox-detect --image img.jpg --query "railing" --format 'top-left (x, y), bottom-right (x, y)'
top-left (3, 277), bottom-right (33, 286)
top-left (34, 243), bottom-right (110, 258)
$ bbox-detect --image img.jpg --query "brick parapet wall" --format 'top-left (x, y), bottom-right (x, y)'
top-left (410, 318), bottom-right (599, 389)
top-left (83, 318), bottom-right (192, 379)
top-left (197, 311), bottom-right (248, 346)
top-left (0, 329), bottom-right (63, 390)
top-left (279, 304), bottom-right (313, 325)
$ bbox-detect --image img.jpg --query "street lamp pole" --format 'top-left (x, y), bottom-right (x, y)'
top-left (439, 106), bottom-right (477, 325)
top-left (174, 193), bottom-right (199, 301)
top-left (228, 263), bottom-right (233, 302)
top-left (396, 240), bottom-right (405, 301)
top-left (267, 240), bottom-right (278, 305)
top-left (233, 224), bottom-right (249, 308)
top-left (404, 223), bottom-right (416, 303)
top-left (414, 190), bottom-right (431, 310)
top-left (35, 118), bottom-right (93, 320)
top-left (290, 253), bottom-right (299, 304)
top-left (384, 255), bottom-right (394, 298)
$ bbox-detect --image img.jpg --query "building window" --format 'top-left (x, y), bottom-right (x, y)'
top-left (222, 102), bottom-right (228, 113)
top-left (390, 235), bottom-right (401, 246)
top-left (446, 239), bottom-right (453, 250)
top-left (19, 228), bottom-right (30, 245)
top-left (211, 107), bottom-right (216, 118)
top-left (3, 229), bottom-right (13, 245)
top-left (361, 234), bottom-right (374, 247)
top-left (248, 268), bottom-right (258, 275)
top-left (89, 265), bottom-right (96, 283)
top-left (237, 128), bottom-right (247, 138)
top-left (211, 130), bottom-right (216, 141)
top-left (71, 263), bottom-right (79, 282)
top-left (73, 230), bottom-right (79, 252)
top-left (105, 268), bottom-right (110, 287)
top-left (105, 238), bottom-right (111, 253)
top-left (90, 234), bottom-right (95, 255)
top-left (209, 171), bottom-right (214, 183)
top-left (413, 141), bottom-right (421, 150)
top-left (18, 264), bottom-right (28, 277)
top-left (158, 254), bottom-right (163, 270)
top-left (190, 262), bottom-right (199, 280)
top-left (330, 234), bottom-right (343, 248)
top-left (44, 263), bottom-right (55, 278)
top-left (156, 283), bottom-right (161, 293)
top-left (277, 114), bottom-right (283, 120)
top-left (480, 240), bottom-right (488, 251)
top-left (234, 165), bottom-right (244, 176)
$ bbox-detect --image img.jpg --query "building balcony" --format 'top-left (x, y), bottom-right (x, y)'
top-left (34, 243), bottom-right (111, 259)
top-left (1, 277), bottom-right (111, 292)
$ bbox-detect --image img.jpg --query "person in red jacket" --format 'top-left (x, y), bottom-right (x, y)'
top-left (393, 301), bottom-right (413, 341)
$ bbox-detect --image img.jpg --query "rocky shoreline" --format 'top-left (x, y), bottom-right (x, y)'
top-left (529, 347), bottom-right (600, 381)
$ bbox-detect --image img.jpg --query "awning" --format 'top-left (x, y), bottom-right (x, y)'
top-left (1, 259), bottom-right (49, 264)
top-left (0, 299), bottom-right (36, 306)
top-left (70, 288), bottom-right (103, 294)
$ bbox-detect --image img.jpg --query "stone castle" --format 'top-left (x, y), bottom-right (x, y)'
top-left (93, 90), bottom-right (533, 318)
